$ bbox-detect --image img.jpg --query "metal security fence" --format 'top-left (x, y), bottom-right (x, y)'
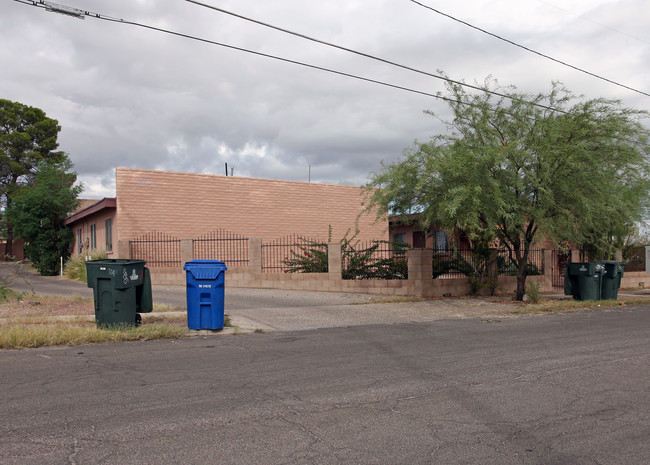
top-left (432, 248), bottom-right (475, 279)
top-left (433, 247), bottom-right (545, 279)
top-left (129, 231), bottom-right (181, 267)
top-left (344, 241), bottom-right (408, 279)
top-left (262, 234), bottom-right (327, 273)
top-left (194, 229), bottom-right (249, 267)
top-left (623, 246), bottom-right (646, 272)
top-left (551, 250), bottom-right (570, 288)
top-left (497, 248), bottom-right (544, 276)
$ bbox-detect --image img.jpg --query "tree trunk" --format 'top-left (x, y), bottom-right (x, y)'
top-left (515, 259), bottom-right (527, 301)
top-left (4, 224), bottom-right (13, 260)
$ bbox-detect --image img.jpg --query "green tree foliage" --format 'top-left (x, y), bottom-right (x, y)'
top-left (366, 78), bottom-right (650, 300)
top-left (0, 99), bottom-right (66, 256)
top-left (7, 161), bottom-right (81, 275)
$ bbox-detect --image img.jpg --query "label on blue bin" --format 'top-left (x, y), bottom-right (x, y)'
top-left (198, 284), bottom-right (212, 288)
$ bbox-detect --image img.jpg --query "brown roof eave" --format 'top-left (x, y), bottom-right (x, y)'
top-left (63, 198), bottom-right (116, 226)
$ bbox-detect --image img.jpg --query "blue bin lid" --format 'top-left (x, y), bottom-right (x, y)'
top-left (184, 260), bottom-right (227, 280)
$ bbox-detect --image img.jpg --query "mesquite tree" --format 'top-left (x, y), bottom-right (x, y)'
top-left (366, 78), bottom-right (650, 300)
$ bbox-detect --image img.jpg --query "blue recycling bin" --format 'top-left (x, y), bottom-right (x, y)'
top-left (183, 260), bottom-right (227, 330)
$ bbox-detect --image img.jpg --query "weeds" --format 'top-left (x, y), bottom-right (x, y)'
top-left (511, 298), bottom-right (650, 315)
top-left (525, 281), bottom-right (542, 304)
top-left (350, 296), bottom-right (424, 305)
top-left (63, 249), bottom-right (108, 283)
top-left (0, 285), bottom-right (24, 303)
top-left (0, 322), bottom-right (187, 350)
top-left (0, 294), bottom-right (191, 349)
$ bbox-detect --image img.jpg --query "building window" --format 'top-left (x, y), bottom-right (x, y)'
top-left (413, 231), bottom-right (425, 248)
top-left (393, 233), bottom-right (407, 254)
top-left (434, 230), bottom-right (448, 253)
top-left (90, 224), bottom-right (96, 250)
top-left (77, 228), bottom-right (82, 254)
top-left (105, 218), bottom-right (112, 252)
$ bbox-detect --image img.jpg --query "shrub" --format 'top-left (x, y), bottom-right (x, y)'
top-left (283, 229), bottom-right (408, 279)
top-left (526, 281), bottom-right (542, 303)
top-left (64, 250), bottom-right (108, 283)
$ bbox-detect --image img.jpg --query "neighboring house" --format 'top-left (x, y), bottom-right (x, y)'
top-left (63, 198), bottom-right (117, 257)
top-left (0, 238), bottom-right (25, 261)
top-left (64, 167), bottom-right (388, 257)
top-left (389, 213), bottom-right (557, 252)
top-left (389, 214), bottom-right (471, 252)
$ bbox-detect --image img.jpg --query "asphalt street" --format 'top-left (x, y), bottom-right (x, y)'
top-left (1, 305), bottom-right (649, 464)
top-left (1, 263), bottom-right (649, 463)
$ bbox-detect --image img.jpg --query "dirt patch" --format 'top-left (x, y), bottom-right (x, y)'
top-left (0, 296), bottom-right (94, 318)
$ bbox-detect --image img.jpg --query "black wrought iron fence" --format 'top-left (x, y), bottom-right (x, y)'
top-left (433, 247), bottom-right (545, 279)
top-left (552, 250), bottom-right (570, 288)
top-left (623, 246), bottom-right (646, 272)
top-left (497, 248), bottom-right (544, 276)
top-left (129, 231), bottom-right (181, 267)
top-left (263, 234), bottom-right (327, 273)
top-left (193, 229), bottom-right (249, 267)
top-left (432, 248), bottom-right (475, 279)
top-left (344, 241), bottom-right (408, 279)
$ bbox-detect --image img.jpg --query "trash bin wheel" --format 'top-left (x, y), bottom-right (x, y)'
top-left (135, 313), bottom-right (142, 327)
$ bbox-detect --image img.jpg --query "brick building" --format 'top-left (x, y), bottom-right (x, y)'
top-left (64, 167), bottom-right (388, 257)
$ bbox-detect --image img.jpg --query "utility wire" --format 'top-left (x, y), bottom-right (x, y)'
top-left (535, 0), bottom-right (649, 45)
top-left (11, 1), bottom-right (460, 105)
top-left (185, 0), bottom-right (564, 112)
top-left (14, 0), bottom-right (566, 114)
top-left (408, 0), bottom-right (650, 98)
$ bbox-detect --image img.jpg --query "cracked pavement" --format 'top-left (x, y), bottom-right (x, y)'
top-left (1, 304), bottom-right (649, 464)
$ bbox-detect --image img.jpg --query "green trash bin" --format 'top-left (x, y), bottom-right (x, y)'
top-left (86, 259), bottom-right (153, 328)
top-left (597, 260), bottom-right (624, 300)
top-left (565, 262), bottom-right (602, 300)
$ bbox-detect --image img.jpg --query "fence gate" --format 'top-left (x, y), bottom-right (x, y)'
top-left (551, 250), bottom-right (570, 289)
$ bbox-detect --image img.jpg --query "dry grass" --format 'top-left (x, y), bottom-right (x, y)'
top-left (351, 296), bottom-right (425, 305)
top-left (0, 294), bottom-right (190, 350)
top-left (0, 295), bottom-right (93, 318)
top-left (0, 322), bottom-right (187, 350)
top-left (510, 297), bottom-right (650, 315)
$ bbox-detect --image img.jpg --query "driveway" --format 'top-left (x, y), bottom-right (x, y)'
top-left (0, 263), bottom-right (521, 332)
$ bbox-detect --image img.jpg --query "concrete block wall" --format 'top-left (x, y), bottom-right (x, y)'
top-left (146, 242), bottom-right (566, 298)
top-left (115, 167), bottom-right (387, 244)
top-left (620, 272), bottom-right (650, 290)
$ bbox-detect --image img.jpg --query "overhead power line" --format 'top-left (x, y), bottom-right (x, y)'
top-left (408, 0), bottom-right (650, 98)
top-left (535, 0), bottom-right (650, 45)
top-left (185, 0), bottom-right (565, 112)
top-left (11, 1), bottom-right (461, 104)
top-left (14, 0), bottom-right (566, 114)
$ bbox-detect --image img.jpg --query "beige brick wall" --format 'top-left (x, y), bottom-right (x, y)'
top-left (116, 168), bottom-right (387, 242)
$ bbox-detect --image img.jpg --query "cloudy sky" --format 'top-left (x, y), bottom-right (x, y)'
top-left (2, 0), bottom-right (649, 198)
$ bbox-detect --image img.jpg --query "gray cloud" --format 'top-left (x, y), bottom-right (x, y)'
top-left (2, 0), bottom-right (648, 199)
